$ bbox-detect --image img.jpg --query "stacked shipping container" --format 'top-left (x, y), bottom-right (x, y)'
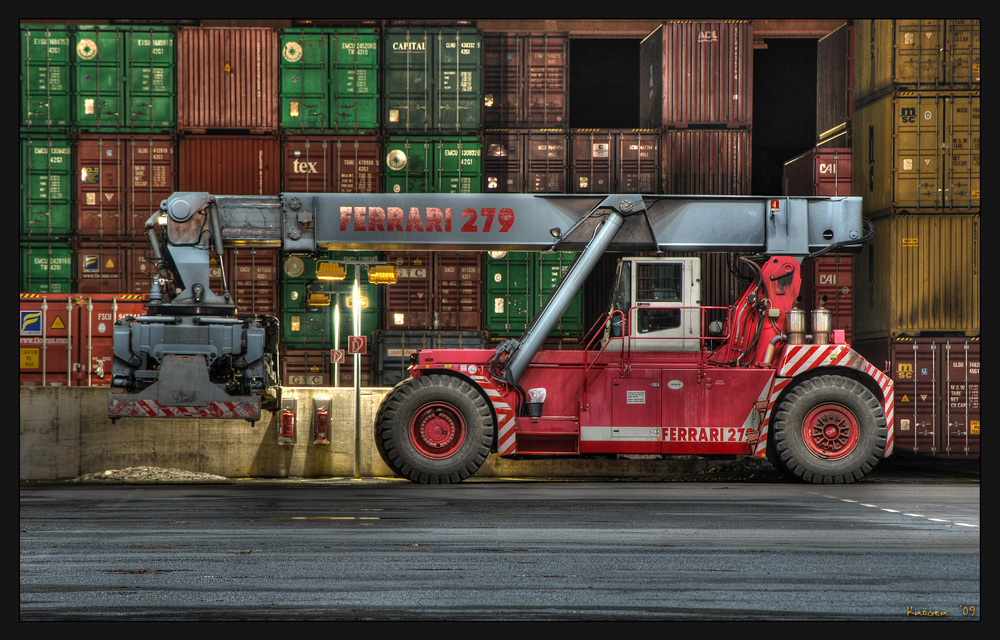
top-left (846, 19), bottom-right (980, 458)
top-left (18, 20), bottom-right (982, 456)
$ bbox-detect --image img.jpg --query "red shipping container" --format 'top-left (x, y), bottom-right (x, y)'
top-left (178, 135), bottom-right (281, 195)
top-left (661, 128), bottom-right (752, 195)
top-left (20, 292), bottom-right (147, 387)
top-left (640, 21), bottom-right (754, 127)
top-left (280, 348), bottom-right (371, 388)
top-left (227, 247), bottom-right (280, 317)
top-left (282, 136), bottom-right (381, 193)
top-left (74, 240), bottom-right (150, 295)
top-left (783, 147), bottom-right (852, 197)
top-left (854, 336), bottom-right (980, 458)
top-left (177, 27), bottom-right (278, 133)
top-left (483, 33), bottom-right (569, 127)
top-left (75, 134), bottom-right (177, 239)
top-left (383, 251), bottom-right (484, 331)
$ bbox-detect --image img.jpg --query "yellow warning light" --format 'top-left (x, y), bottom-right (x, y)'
top-left (316, 261), bottom-right (347, 281)
top-left (368, 264), bottom-right (398, 284)
top-left (307, 293), bottom-right (332, 306)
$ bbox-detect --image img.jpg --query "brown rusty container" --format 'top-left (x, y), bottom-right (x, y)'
top-left (640, 20), bottom-right (753, 127)
top-left (383, 251), bottom-right (483, 331)
top-left (660, 128), bottom-right (752, 195)
top-left (800, 254), bottom-right (854, 345)
top-left (484, 129), bottom-right (568, 193)
top-left (854, 336), bottom-right (980, 458)
top-left (853, 213), bottom-right (980, 339)
top-left (73, 240), bottom-right (149, 294)
top-left (226, 247), bottom-right (280, 317)
top-left (282, 136), bottom-right (381, 193)
top-left (177, 27), bottom-right (279, 133)
top-left (816, 22), bottom-right (853, 145)
top-left (483, 32), bottom-right (569, 127)
top-left (569, 128), bottom-right (660, 194)
top-left (178, 134), bottom-right (281, 195)
top-left (75, 134), bottom-right (177, 240)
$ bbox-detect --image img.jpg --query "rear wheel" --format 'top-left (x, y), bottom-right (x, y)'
top-left (771, 375), bottom-right (887, 484)
top-left (375, 375), bottom-right (494, 483)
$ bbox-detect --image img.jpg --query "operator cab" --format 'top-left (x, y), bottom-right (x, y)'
top-left (603, 256), bottom-right (702, 351)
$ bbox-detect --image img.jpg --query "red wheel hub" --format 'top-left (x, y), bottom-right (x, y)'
top-left (802, 403), bottom-right (859, 460)
top-left (410, 402), bottom-right (467, 458)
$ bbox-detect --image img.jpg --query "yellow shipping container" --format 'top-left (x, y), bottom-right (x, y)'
top-left (853, 213), bottom-right (980, 339)
top-left (853, 90), bottom-right (979, 216)
top-left (854, 19), bottom-right (980, 103)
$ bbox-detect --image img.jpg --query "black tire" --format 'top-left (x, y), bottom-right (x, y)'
top-left (771, 375), bottom-right (887, 484)
top-left (375, 375), bottom-right (494, 484)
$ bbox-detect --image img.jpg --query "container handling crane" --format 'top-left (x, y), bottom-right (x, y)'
top-left (109, 191), bottom-right (892, 484)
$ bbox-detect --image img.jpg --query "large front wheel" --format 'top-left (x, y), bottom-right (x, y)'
top-left (375, 375), bottom-right (494, 483)
top-left (771, 375), bottom-right (887, 484)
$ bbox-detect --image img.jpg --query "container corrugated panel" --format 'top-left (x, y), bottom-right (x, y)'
top-left (20, 134), bottom-right (73, 239)
top-left (383, 251), bottom-right (434, 329)
top-left (800, 254), bottom-right (854, 344)
top-left (815, 22), bottom-right (852, 144)
top-left (280, 348), bottom-right (332, 386)
top-left (485, 252), bottom-right (583, 338)
top-left (75, 134), bottom-right (177, 239)
top-left (570, 129), bottom-right (660, 194)
top-left (375, 329), bottom-right (487, 387)
top-left (283, 136), bottom-right (381, 193)
top-left (279, 252), bottom-right (381, 349)
top-left (483, 33), bottom-right (569, 128)
top-left (226, 247), bottom-right (280, 317)
top-left (279, 348), bottom-right (373, 388)
top-left (853, 91), bottom-right (980, 215)
top-left (74, 240), bottom-right (149, 294)
top-left (484, 129), bottom-right (568, 193)
top-left (661, 128), bottom-right (752, 195)
top-left (854, 214), bottom-right (980, 339)
top-left (20, 292), bottom-right (148, 387)
top-left (854, 19), bottom-right (980, 106)
top-left (383, 251), bottom-right (482, 331)
top-left (178, 135), bottom-right (281, 195)
top-left (639, 20), bottom-right (753, 127)
top-left (177, 27), bottom-right (278, 133)
top-left (384, 137), bottom-right (482, 193)
top-left (278, 27), bottom-right (379, 134)
top-left (382, 27), bottom-right (482, 134)
top-left (435, 252), bottom-right (483, 330)
top-left (73, 25), bottom-right (176, 131)
top-left (20, 242), bottom-right (74, 293)
top-left (853, 336), bottom-right (980, 458)
top-left (783, 147), bottom-right (852, 197)
top-left (20, 24), bottom-right (73, 130)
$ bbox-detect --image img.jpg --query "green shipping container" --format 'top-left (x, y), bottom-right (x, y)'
top-left (73, 25), bottom-right (176, 131)
top-left (20, 135), bottom-right (73, 238)
top-left (382, 27), bottom-right (482, 133)
top-left (20, 242), bottom-right (74, 293)
top-left (485, 251), bottom-right (583, 338)
top-left (279, 27), bottom-right (379, 133)
top-left (20, 24), bottom-right (73, 129)
top-left (281, 252), bottom-right (381, 348)
top-left (384, 136), bottom-right (482, 193)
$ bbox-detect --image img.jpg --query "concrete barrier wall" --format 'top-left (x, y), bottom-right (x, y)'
top-left (20, 386), bottom-right (717, 481)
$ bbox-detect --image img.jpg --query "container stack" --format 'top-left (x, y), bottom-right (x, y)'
top-left (637, 20), bottom-right (755, 315)
top-left (479, 30), bottom-right (587, 353)
top-left (846, 20), bottom-right (980, 458)
top-left (783, 23), bottom-right (856, 343)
